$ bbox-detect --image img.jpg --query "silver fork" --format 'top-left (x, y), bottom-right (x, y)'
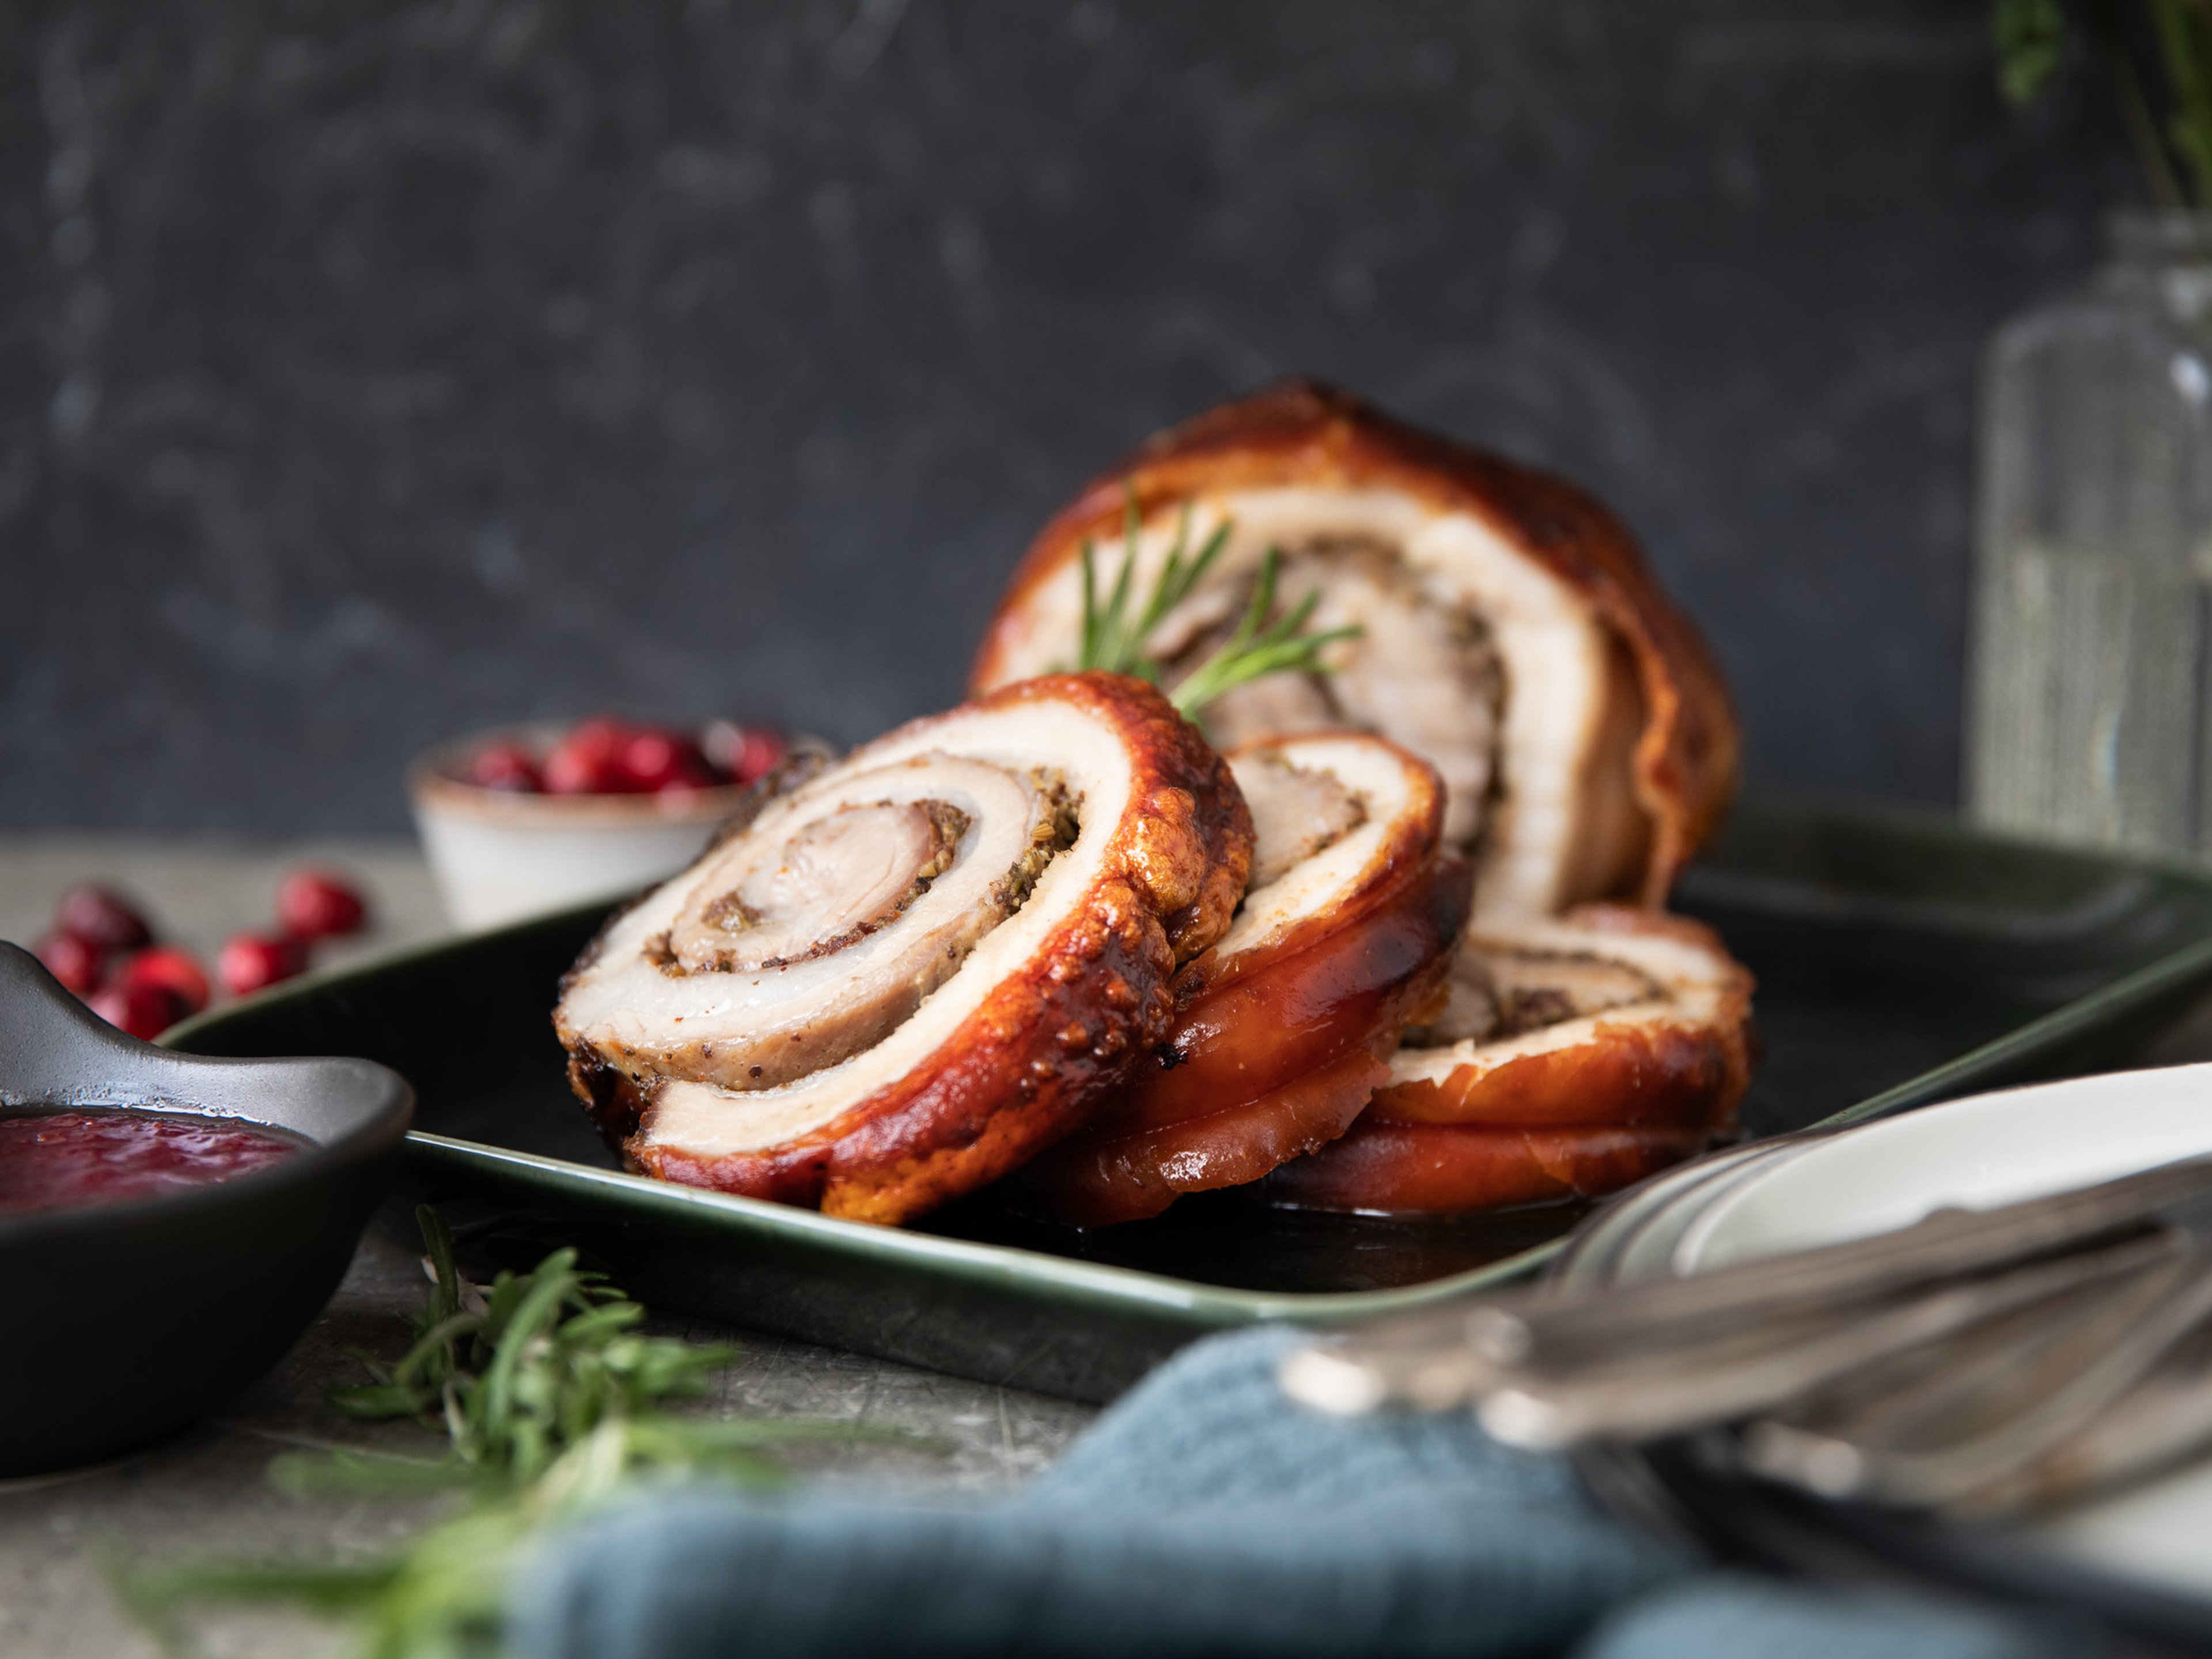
top-left (1278, 1153), bottom-right (2212, 1515)
top-left (1737, 1236), bottom-right (2212, 1508)
top-left (1284, 1156), bottom-right (2212, 1419)
top-left (1955, 1320), bottom-right (2212, 1514)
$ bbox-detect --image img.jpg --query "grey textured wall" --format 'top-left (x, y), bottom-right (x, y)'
top-left (0, 1), bottom-right (2134, 832)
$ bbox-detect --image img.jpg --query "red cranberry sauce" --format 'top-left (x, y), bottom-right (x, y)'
top-left (0, 1108), bottom-right (303, 1213)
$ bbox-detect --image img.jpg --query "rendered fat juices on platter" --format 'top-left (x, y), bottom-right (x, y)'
top-left (555, 382), bottom-right (1755, 1226)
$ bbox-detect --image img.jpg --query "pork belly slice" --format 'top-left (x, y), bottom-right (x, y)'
top-left (1008, 733), bottom-right (1470, 1227)
top-left (1263, 1122), bottom-right (1714, 1215)
top-left (971, 380), bottom-right (1739, 918)
top-left (1263, 904), bottom-right (1754, 1214)
top-left (554, 672), bottom-right (1252, 1226)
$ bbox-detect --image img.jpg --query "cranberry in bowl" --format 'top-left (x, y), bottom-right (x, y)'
top-left (408, 717), bottom-right (819, 932)
top-left (0, 941), bottom-right (411, 1476)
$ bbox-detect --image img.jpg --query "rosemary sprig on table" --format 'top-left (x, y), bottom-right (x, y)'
top-left (1075, 488), bottom-right (1359, 717)
top-left (122, 1209), bottom-right (875, 1659)
top-left (316, 1207), bottom-right (768, 1485)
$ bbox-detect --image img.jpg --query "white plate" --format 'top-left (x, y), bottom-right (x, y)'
top-left (1642, 1062), bottom-right (2212, 1601)
top-left (1672, 1063), bottom-right (2212, 1276)
top-left (2036, 1459), bottom-right (2212, 1599)
top-left (1551, 1138), bottom-right (1820, 1293)
top-left (1604, 1141), bottom-right (1816, 1287)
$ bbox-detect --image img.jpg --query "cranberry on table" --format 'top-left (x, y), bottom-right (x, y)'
top-left (277, 868), bottom-right (369, 940)
top-left (55, 884), bottom-right (153, 952)
top-left (115, 945), bottom-right (212, 1016)
top-left (88, 979), bottom-right (190, 1041)
top-left (217, 931), bottom-right (308, 998)
top-left (33, 930), bottom-right (106, 997)
top-left (467, 740), bottom-right (543, 793)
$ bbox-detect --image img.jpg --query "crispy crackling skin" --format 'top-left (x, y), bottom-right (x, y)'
top-left (1013, 854), bottom-right (1472, 1226)
top-left (1263, 1120), bottom-right (1714, 1214)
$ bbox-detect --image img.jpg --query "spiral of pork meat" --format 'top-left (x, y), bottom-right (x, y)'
top-left (971, 381), bottom-right (1740, 919)
top-left (1263, 904), bottom-right (1753, 1214)
top-left (554, 672), bottom-right (1253, 1225)
top-left (1007, 732), bottom-right (1470, 1226)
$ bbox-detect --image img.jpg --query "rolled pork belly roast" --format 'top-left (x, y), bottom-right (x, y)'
top-left (972, 382), bottom-right (1755, 1216)
top-left (553, 672), bottom-right (1253, 1226)
top-left (1007, 732), bottom-right (1472, 1227)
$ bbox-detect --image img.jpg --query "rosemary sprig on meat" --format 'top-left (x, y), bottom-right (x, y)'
top-left (1165, 550), bottom-right (1360, 715)
top-left (121, 1209), bottom-right (877, 1659)
top-left (1075, 488), bottom-right (1359, 717)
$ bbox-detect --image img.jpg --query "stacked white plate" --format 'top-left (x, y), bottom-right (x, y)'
top-left (1556, 1062), bottom-right (2212, 1612)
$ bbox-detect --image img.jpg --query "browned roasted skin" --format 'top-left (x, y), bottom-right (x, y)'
top-left (971, 381), bottom-right (1740, 905)
top-left (1264, 904), bottom-right (1753, 1214)
top-left (601, 673), bottom-right (1255, 1225)
top-left (569, 1048), bottom-right (649, 1146)
top-left (1007, 734), bottom-right (1468, 1226)
top-left (1262, 1121), bottom-right (1713, 1214)
top-left (1010, 855), bottom-right (1471, 1226)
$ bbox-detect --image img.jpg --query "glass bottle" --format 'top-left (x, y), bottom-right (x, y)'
top-left (1965, 210), bottom-right (2212, 856)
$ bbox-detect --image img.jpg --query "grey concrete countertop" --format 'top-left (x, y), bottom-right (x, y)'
top-left (0, 836), bottom-right (1098, 1658)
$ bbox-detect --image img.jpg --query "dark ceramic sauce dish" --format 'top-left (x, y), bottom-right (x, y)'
top-left (0, 942), bottom-right (411, 1477)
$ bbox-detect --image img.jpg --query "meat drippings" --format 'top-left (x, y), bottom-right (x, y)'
top-left (1408, 942), bottom-right (1663, 1046)
top-left (666, 799), bottom-right (972, 973)
top-left (1167, 539), bottom-right (1505, 849)
top-left (1232, 750), bottom-right (1368, 889)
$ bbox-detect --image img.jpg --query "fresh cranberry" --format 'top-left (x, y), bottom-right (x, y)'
top-left (565, 714), bottom-right (630, 759)
top-left (54, 885), bottom-right (153, 952)
top-left (277, 868), bottom-right (369, 940)
top-left (217, 931), bottom-right (308, 998)
top-left (706, 721), bottom-right (787, 785)
top-left (115, 945), bottom-right (211, 1015)
top-left (618, 728), bottom-right (718, 794)
top-left (467, 740), bottom-right (542, 793)
top-left (737, 727), bottom-right (786, 785)
top-left (543, 715), bottom-right (635, 795)
top-left (88, 980), bottom-right (190, 1041)
top-left (33, 930), bottom-right (105, 996)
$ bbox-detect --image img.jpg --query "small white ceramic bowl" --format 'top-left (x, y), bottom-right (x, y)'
top-left (408, 724), bottom-right (755, 932)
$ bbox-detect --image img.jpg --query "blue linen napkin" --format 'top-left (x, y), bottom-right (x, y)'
top-left (507, 1327), bottom-right (2078, 1659)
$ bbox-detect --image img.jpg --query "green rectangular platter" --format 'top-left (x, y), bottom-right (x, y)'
top-left (167, 796), bottom-right (2212, 1403)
